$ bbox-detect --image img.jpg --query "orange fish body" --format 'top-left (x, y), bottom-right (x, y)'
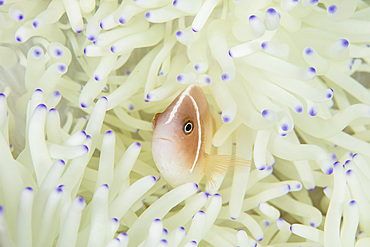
top-left (151, 85), bottom-right (249, 188)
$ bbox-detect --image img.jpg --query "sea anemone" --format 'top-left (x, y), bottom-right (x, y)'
top-left (0, 0), bottom-right (370, 246)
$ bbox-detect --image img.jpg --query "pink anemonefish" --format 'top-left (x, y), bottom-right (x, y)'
top-left (151, 85), bottom-right (250, 188)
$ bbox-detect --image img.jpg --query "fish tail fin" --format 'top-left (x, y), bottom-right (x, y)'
top-left (204, 154), bottom-right (251, 187)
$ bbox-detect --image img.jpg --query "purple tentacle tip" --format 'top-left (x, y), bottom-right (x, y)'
top-left (221, 73), bottom-right (229, 81)
top-left (326, 167), bottom-right (334, 175)
top-left (119, 18), bottom-right (126, 24)
top-left (80, 103), bottom-right (86, 108)
top-left (177, 74), bottom-right (183, 82)
top-left (281, 124), bottom-right (289, 131)
top-left (222, 116), bottom-right (230, 123)
top-left (330, 153), bottom-right (337, 161)
top-left (310, 222), bottom-right (315, 227)
top-left (295, 106), bottom-right (303, 113)
top-left (56, 187), bottom-right (63, 193)
top-left (228, 50), bottom-right (233, 57)
top-left (349, 200), bottom-right (356, 205)
top-left (106, 130), bottom-right (113, 134)
top-left (78, 197), bottom-right (85, 203)
top-left (135, 142), bottom-right (141, 148)
top-left (333, 161), bottom-right (341, 167)
top-left (258, 165), bottom-right (266, 171)
top-left (263, 220), bottom-right (271, 227)
top-left (94, 75), bottom-right (99, 81)
top-left (34, 49), bottom-right (41, 57)
top-left (25, 187), bottom-right (33, 191)
top-left (110, 46), bottom-right (116, 53)
top-left (83, 47), bottom-right (87, 54)
top-left (192, 28), bottom-right (198, 32)
top-left (286, 184), bottom-right (291, 191)
top-left (32, 21), bottom-right (38, 28)
top-left (88, 35), bottom-right (95, 41)
top-left (59, 159), bottom-right (65, 165)
top-left (16, 36), bottom-right (22, 42)
top-left (58, 64), bottom-right (66, 73)
top-left (261, 42), bottom-right (267, 50)
top-left (176, 31), bottom-right (182, 36)
top-left (0, 205), bottom-right (3, 213)
top-left (267, 8), bottom-right (276, 14)
top-left (328, 5), bottom-right (337, 14)
top-left (257, 237), bottom-right (263, 242)
top-left (194, 183), bottom-right (199, 189)
top-left (346, 169), bottom-right (352, 175)
top-left (145, 12), bottom-right (151, 19)
top-left (83, 145), bottom-right (89, 151)
top-left (290, 225), bottom-right (293, 231)
top-left (113, 218), bottom-right (118, 222)
top-left (100, 22), bottom-right (104, 29)
top-left (173, 0), bottom-right (177, 5)
top-left (309, 108), bottom-right (317, 116)
top-left (102, 184), bottom-right (109, 189)
top-left (37, 104), bottom-right (47, 109)
top-left (327, 90), bottom-right (333, 99)
top-left (305, 47), bottom-right (313, 55)
top-left (151, 176), bottom-right (156, 182)
top-left (295, 183), bottom-right (302, 190)
top-left (341, 39), bottom-right (349, 47)
top-left (154, 218), bottom-right (161, 222)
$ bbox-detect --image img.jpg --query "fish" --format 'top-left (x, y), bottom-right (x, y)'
top-left (151, 84), bottom-right (250, 188)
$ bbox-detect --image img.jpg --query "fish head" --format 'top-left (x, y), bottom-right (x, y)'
top-left (151, 85), bottom-right (211, 187)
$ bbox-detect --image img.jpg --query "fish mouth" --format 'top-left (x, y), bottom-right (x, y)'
top-left (152, 137), bottom-right (174, 144)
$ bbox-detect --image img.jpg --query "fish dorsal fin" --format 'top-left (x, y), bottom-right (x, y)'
top-left (204, 154), bottom-right (251, 187)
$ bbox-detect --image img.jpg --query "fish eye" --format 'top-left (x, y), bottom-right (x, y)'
top-left (183, 120), bottom-right (194, 135)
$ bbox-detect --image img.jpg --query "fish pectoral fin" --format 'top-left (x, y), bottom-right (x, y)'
top-left (204, 154), bottom-right (251, 187)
